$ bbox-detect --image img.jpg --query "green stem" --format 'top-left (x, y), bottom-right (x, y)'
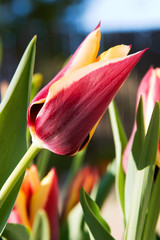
top-left (0, 143), bottom-right (41, 208)
top-left (142, 168), bottom-right (160, 240)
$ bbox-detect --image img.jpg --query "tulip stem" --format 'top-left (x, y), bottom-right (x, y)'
top-left (0, 143), bottom-right (41, 208)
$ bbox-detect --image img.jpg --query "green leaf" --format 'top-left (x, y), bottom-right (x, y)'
top-left (30, 210), bottom-right (50, 240)
top-left (0, 37), bottom-right (36, 234)
top-left (2, 223), bottom-right (30, 240)
top-left (108, 100), bottom-right (127, 221)
top-left (142, 167), bottom-right (160, 240)
top-left (95, 160), bottom-right (115, 209)
top-left (155, 234), bottom-right (160, 240)
top-left (125, 97), bottom-right (145, 222)
top-left (80, 188), bottom-right (115, 240)
top-left (125, 102), bottom-right (160, 240)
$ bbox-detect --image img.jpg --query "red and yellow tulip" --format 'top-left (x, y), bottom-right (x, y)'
top-left (123, 67), bottom-right (160, 172)
top-left (61, 166), bottom-right (99, 221)
top-left (8, 165), bottom-right (59, 240)
top-left (27, 23), bottom-right (146, 156)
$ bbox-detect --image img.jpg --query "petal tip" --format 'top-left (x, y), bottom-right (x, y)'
top-left (94, 21), bottom-right (101, 30)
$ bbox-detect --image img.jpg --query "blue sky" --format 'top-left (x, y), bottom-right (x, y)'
top-left (65, 0), bottom-right (160, 32)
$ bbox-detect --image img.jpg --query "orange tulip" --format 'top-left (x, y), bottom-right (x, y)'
top-left (8, 165), bottom-right (59, 240)
top-left (61, 166), bottom-right (99, 221)
top-left (27, 23), bottom-right (146, 156)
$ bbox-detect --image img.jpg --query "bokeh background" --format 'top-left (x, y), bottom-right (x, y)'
top-left (1, 1), bottom-right (160, 239)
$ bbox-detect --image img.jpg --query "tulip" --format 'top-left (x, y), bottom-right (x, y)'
top-left (8, 165), bottom-right (59, 240)
top-left (27, 23), bottom-right (146, 156)
top-left (61, 166), bottom-right (99, 221)
top-left (123, 67), bottom-right (160, 172)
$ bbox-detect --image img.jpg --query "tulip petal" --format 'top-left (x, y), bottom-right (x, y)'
top-left (21, 165), bottom-right (40, 206)
top-left (33, 49), bottom-right (147, 155)
top-left (27, 23), bottom-right (101, 128)
top-left (8, 208), bottom-right (21, 224)
top-left (83, 44), bottom-right (132, 150)
top-left (30, 169), bottom-right (59, 240)
top-left (96, 44), bottom-right (131, 61)
top-left (62, 166), bottom-right (98, 221)
top-left (14, 190), bottom-right (32, 230)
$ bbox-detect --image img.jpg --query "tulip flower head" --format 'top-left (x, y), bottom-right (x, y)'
top-left (8, 165), bottom-right (59, 240)
top-left (123, 67), bottom-right (160, 172)
top-left (27, 23), bottom-right (146, 156)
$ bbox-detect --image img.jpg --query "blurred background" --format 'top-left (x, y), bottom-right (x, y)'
top-left (1, 0), bottom-right (160, 163)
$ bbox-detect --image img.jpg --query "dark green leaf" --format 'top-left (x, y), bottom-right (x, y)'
top-left (0, 37), bottom-right (36, 234)
top-left (80, 188), bottom-right (115, 240)
top-left (2, 223), bottom-right (30, 240)
top-left (142, 167), bottom-right (160, 240)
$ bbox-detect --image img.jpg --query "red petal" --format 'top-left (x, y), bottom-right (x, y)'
top-left (43, 169), bottom-right (59, 240)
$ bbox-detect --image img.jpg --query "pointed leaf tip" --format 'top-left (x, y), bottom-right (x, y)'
top-left (29, 35), bottom-right (37, 47)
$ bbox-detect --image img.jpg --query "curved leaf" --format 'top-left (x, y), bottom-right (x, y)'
top-left (108, 100), bottom-right (127, 220)
top-left (2, 224), bottom-right (30, 240)
top-left (80, 188), bottom-right (115, 240)
top-left (30, 210), bottom-right (50, 240)
top-left (0, 36), bottom-right (36, 234)
top-left (125, 97), bottom-right (145, 222)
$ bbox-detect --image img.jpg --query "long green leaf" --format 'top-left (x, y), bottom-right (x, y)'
top-left (2, 224), bottom-right (30, 240)
top-left (125, 97), bottom-right (145, 222)
top-left (0, 37), bottom-right (36, 234)
top-left (142, 167), bottom-right (160, 240)
top-left (108, 101), bottom-right (127, 221)
top-left (30, 210), bottom-right (50, 240)
top-left (125, 102), bottom-right (160, 240)
top-left (80, 188), bottom-right (115, 240)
